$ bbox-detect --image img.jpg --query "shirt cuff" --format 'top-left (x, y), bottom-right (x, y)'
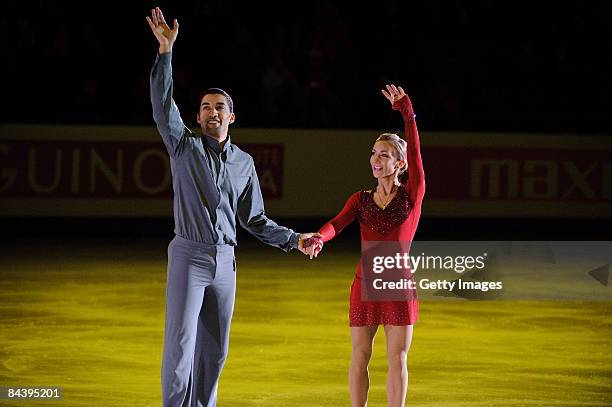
top-left (288, 232), bottom-right (300, 250)
top-left (157, 51), bottom-right (172, 61)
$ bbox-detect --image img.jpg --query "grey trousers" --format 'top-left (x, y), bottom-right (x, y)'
top-left (162, 235), bottom-right (236, 407)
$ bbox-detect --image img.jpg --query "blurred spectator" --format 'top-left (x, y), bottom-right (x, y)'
top-left (2, 0), bottom-right (610, 133)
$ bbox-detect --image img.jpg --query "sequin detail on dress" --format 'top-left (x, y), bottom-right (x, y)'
top-left (316, 95), bottom-right (424, 327)
top-left (358, 187), bottom-right (412, 235)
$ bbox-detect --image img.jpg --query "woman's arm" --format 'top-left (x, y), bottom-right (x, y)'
top-left (301, 191), bottom-right (361, 257)
top-left (382, 84), bottom-right (426, 206)
top-left (318, 191), bottom-right (360, 242)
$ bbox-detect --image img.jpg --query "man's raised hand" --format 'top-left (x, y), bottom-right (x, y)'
top-left (146, 7), bottom-right (179, 54)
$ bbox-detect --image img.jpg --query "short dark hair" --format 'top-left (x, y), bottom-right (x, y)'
top-left (199, 88), bottom-right (234, 112)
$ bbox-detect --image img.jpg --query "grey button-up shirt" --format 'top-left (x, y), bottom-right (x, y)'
top-left (150, 52), bottom-right (299, 251)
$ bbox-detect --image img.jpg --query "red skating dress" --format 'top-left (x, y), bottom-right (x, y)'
top-left (318, 96), bottom-right (425, 326)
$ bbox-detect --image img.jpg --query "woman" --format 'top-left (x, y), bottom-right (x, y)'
top-left (306, 84), bottom-right (425, 407)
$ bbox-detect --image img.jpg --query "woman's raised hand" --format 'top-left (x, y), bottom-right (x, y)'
top-left (381, 84), bottom-right (406, 105)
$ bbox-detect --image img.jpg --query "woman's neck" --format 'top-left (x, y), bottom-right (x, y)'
top-left (377, 176), bottom-right (400, 195)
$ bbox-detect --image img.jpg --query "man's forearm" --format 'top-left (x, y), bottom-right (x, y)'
top-left (150, 52), bottom-right (184, 153)
top-left (242, 215), bottom-right (299, 252)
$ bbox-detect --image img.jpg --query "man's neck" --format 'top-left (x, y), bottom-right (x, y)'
top-left (203, 132), bottom-right (228, 148)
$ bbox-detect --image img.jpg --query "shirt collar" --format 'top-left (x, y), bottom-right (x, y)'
top-left (203, 134), bottom-right (232, 154)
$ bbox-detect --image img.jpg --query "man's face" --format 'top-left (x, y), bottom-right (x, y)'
top-left (196, 93), bottom-right (235, 138)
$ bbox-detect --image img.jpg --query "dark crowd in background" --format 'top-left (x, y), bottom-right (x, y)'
top-left (3, 0), bottom-right (611, 133)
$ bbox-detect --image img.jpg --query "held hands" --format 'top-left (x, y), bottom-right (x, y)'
top-left (298, 233), bottom-right (324, 259)
top-left (146, 7), bottom-right (179, 54)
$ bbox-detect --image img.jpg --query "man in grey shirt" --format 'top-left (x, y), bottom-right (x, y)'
top-left (146, 8), bottom-right (321, 407)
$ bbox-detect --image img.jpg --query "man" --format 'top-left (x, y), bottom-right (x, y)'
top-left (146, 8), bottom-right (320, 407)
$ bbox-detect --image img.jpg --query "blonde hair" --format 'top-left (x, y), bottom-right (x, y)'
top-left (375, 133), bottom-right (407, 175)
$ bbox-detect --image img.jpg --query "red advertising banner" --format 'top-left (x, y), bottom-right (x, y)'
top-left (424, 147), bottom-right (611, 203)
top-left (0, 125), bottom-right (610, 217)
top-left (0, 141), bottom-right (283, 199)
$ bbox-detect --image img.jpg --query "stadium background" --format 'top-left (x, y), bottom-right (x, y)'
top-left (1, 1), bottom-right (611, 406)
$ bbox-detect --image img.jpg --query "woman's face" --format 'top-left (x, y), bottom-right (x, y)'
top-left (370, 141), bottom-right (399, 179)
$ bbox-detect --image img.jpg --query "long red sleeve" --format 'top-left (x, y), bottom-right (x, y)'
top-left (393, 96), bottom-right (425, 207)
top-left (318, 191), bottom-right (360, 243)
top-left (318, 96), bottom-right (425, 245)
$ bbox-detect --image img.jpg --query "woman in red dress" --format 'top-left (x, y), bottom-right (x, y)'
top-left (306, 84), bottom-right (425, 406)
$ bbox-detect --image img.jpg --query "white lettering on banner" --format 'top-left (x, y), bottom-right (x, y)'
top-left (0, 145), bottom-right (175, 196)
top-left (71, 149), bottom-right (80, 194)
top-left (0, 145), bottom-right (17, 192)
top-left (471, 160), bottom-right (519, 198)
top-left (523, 160), bottom-right (558, 199)
top-left (251, 149), bottom-right (280, 167)
top-left (259, 169), bottom-right (277, 195)
top-left (28, 148), bottom-right (62, 193)
top-left (89, 148), bottom-right (123, 193)
top-left (562, 161), bottom-right (597, 200)
top-left (133, 149), bottom-right (171, 194)
top-left (471, 159), bottom-right (611, 201)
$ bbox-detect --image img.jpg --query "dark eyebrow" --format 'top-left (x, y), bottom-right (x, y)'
top-left (200, 102), bottom-right (227, 107)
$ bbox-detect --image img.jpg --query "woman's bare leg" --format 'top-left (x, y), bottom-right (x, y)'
top-left (350, 326), bottom-right (378, 407)
top-left (384, 325), bottom-right (414, 407)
